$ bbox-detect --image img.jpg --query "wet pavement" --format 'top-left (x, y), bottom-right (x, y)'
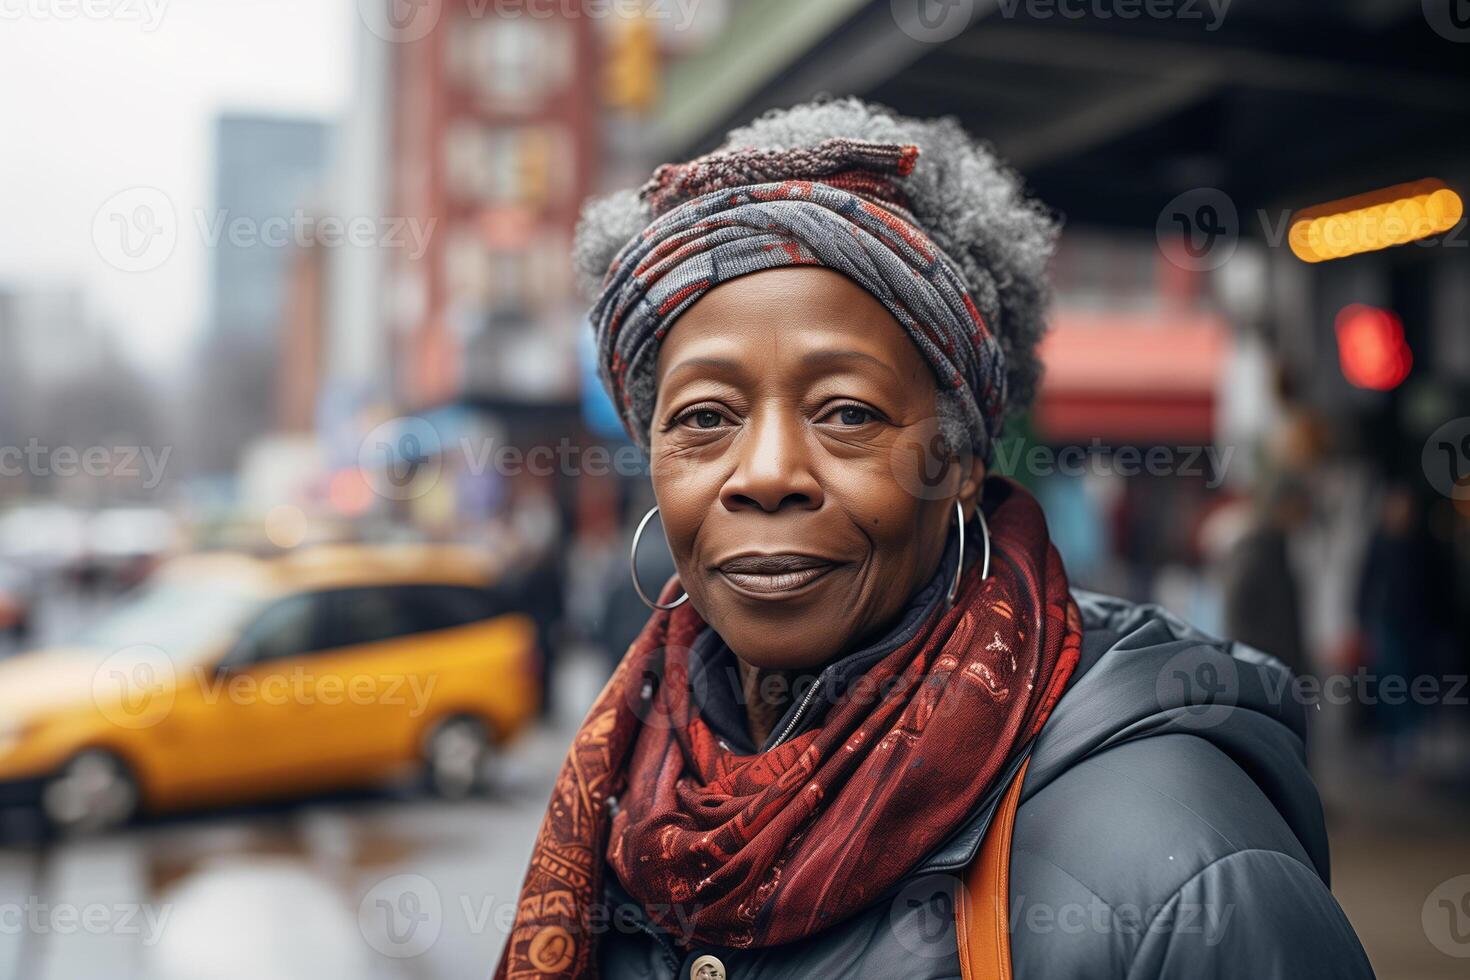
top-left (1316, 700), bottom-right (1470, 980)
top-left (0, 633), bottom-right (606, 980)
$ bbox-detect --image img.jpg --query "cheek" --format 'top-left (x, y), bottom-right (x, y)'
top-left (649, 447), bottom-right (724, 563)
top-left (857, 422), bottom-right (961, 564)
top-left (828, 459), bottom-right (943, 569)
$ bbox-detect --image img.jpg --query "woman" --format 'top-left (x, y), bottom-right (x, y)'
top-left (497, 99), bottom-right (1373, 979)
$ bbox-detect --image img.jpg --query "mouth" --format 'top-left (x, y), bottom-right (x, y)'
top-left (714, 553), bottom-right (843, 599)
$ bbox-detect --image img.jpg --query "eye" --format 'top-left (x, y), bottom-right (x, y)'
top-left (821, 403), bottom-right (879, 427)
top-left (674, 406), bottom-right (731, 430)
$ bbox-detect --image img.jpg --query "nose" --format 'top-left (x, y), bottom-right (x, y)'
top-left (720, 410), bottom-right (824, 513)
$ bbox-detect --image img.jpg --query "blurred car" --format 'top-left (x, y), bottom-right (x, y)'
top-left (0, 544), bottom-right (540, 833)
top-left (74, 506), bottom-right (181, 591)
top-left (0, 503), bottom-right (87, 576)
top-left (0, 559), bottom-right (36, 642)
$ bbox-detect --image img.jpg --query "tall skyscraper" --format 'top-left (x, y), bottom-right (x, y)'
top-left (194, 114), bottom-right (331, 477)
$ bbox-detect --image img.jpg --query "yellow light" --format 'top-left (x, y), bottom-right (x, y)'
top-left (1287, 179), bottom-right (1463, 263)
top-left (604, 17), bottom-right (660, 113)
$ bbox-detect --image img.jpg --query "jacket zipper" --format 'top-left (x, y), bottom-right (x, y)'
top-left (766, 667), bottom-right (832, 749)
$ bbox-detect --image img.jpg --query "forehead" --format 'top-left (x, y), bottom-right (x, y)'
top-left (654, 266), bottom-right (931, 385)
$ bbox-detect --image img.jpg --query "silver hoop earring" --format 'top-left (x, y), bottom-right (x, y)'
top-left (630, 506), bottom-right (688, 611)
top-left (946, 499), bottom-right (992, 607)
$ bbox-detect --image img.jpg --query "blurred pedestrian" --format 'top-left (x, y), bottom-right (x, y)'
top-left (1219, 475), bottom-right (1310, 676)
top-left (508, 476), bottom-right (565, 718)
top-left (1355, 483), bottom-right (1435, 766)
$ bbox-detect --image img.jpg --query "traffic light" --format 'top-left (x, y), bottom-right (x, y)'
top-left (1335, 304), bottom-right (1412, 391)
top-left (604, 17), bottom-right (659, 113)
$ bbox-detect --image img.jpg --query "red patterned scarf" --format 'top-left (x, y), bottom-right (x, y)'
top-left (496, 478), bottom-right (1082, 978)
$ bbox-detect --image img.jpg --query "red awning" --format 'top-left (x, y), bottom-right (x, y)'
top-left (1034, 310), bottom-right (1231, 443)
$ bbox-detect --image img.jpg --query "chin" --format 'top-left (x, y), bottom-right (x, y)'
top-left (697, 565), bottom-right (889, 670)
top-left (708, 604), bottom-right (850, 672)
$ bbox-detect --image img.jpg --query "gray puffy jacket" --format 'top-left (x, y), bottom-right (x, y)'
top-left (596, 590), bottom-right (1375, 980)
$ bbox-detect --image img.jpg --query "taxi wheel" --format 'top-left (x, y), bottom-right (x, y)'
top-left (41, 750), bottom-right (139, 835)
top-left (423, 716), bottom-right (494, 800)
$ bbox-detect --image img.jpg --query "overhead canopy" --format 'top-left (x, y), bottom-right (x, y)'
top-left (654, 0), bottom-right (1470, 231)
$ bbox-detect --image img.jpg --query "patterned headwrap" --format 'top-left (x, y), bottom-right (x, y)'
top-left (590, 138), bottom-right (1009, 462)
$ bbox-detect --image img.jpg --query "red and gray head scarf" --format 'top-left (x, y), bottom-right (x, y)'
top-left (590, 137), bottom-right (1009, 462)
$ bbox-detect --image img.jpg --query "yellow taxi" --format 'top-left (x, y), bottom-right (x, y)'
top-left (0, 544), bottom-right (541, 833)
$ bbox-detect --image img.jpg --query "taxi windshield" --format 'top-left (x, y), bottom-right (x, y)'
top-left (71, 582), bottom-right (265, 663)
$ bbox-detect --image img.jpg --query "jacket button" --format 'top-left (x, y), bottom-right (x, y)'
top-left (689, 953), bottom-right (726, 980)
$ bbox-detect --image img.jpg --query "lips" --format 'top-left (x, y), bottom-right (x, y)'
top-left (715, 553), bottom-right (842, 598)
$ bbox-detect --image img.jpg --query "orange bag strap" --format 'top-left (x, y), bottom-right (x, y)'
top-left (955, 757), bottom-right (1029, 980)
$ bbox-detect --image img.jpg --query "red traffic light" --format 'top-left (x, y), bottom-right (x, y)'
top-left (1334, 304), bottom-right (1412, 391)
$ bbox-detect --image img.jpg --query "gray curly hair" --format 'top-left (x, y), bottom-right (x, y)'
top-left (573, 97), bottom-right (1059, 454)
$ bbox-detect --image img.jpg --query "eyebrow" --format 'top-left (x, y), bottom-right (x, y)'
top-left (797, 348), bottom-right (900, 380)
top-left (661, 355), bottom-right (745, 385)
top-left (663, 348), bottom-right (900, 386)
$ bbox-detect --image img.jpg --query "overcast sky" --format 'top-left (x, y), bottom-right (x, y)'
top-left (0, 0), bottom-right (351, 371)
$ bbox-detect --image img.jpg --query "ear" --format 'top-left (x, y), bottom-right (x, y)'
top-left (956, 456), bottom-right (988, 522)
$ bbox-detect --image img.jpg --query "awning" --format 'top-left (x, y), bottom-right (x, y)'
top-left (1034, 310), bottom-right (1230, 443)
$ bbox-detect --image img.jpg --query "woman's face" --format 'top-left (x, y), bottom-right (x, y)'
top-left (650, 266), bottom-right (984, 671)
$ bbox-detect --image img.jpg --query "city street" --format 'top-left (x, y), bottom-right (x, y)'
top-left (2, 2), bottom-right (1468, 978)
top-left (0, 602), bottom-right (607, 980)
